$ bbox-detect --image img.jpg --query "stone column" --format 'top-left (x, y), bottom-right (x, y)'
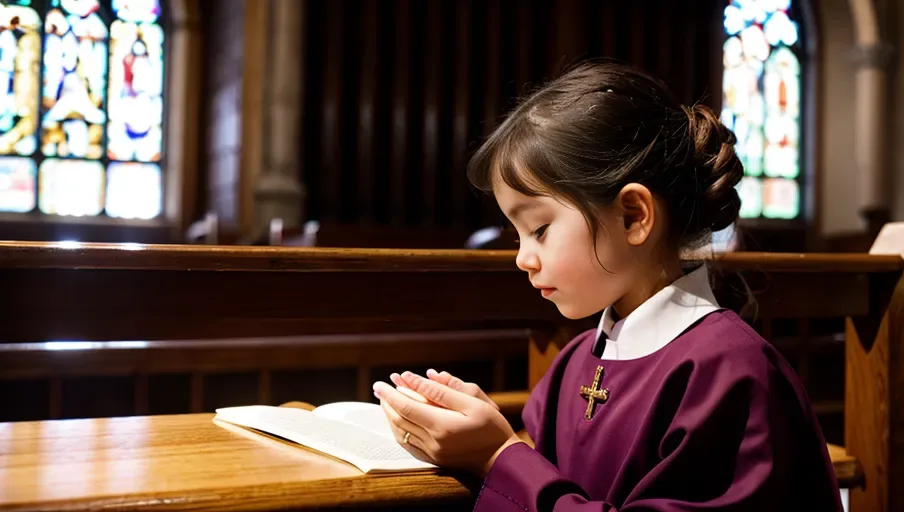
top-left (851, 42), bottom-right (894, 234)
top-left (253, 0), bottom-right (305, 237)
top-left (849, 0), bottom-right (893, 235)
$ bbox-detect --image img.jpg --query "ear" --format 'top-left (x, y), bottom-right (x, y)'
top-left (615, 184), bottom-right (655, 246)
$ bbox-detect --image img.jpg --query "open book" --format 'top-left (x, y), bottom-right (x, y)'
top-left (214, 401), bottom-right (436, 474)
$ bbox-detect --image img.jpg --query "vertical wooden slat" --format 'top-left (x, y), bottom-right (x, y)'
top-left (421, 0), bottom-right (443, 226)
top-left (277, 0), bottom-right (721, 230)
top-left (451, 0), bottom-right (471, 227)
top-left (257, 370), bottom-right (271, 405)
top-left (133, 373), bottom-right (149, 416)
top-left (657, 1), bottom-right (674, 87)
top-left (683, 5), bottom-right (700, 103)
top-left (629, 2), bottom-right (645, 69)
top-left (706, 0), bottom-right (725, 112)
top-left (298, 0), bottom-right (320, 223)
top-left (796, 318), bottom-right (812, 387)
top-left (357, 0), bottom-right (379, 224)
top-left (190, 373), bottom-right (204, 413)
top-left (515, 0), bottom-right (532, 96)
top-left (49, 377), bottom-right (62, 419)
top-left (357, 365), bottom-right (372, 403)
top-left (553, 0), bottom-right (587, 76)
top-left (321, 0), bottom-right (345, 222)
top-left (493, 358), bottom-right (507, 392)
top-left (390, 0), bottom-right (412, 225)
top-left (600, 1), bottom-right (615, 58)
top-left (483, 0), bottom-right (502, 136)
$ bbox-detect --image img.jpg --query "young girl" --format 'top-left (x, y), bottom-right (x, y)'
top-left (372, 61), bottom-right (842, 511)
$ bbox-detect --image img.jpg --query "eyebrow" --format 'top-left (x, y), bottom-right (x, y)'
top-left (506, 202), bottom-right (540, 219)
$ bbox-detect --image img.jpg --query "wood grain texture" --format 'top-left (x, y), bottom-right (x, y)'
top-left (275, 0), bottom-right (725, 230)
top-left (1, 243), bottom-right (901, 509)
top-left (0, 331), bottom-right (528, 379)
top-left (0, 268), bottom-right (556, 342)
top-left (1, 242), bottom-right (900, 273)
top-left (0, 413), bottom-right (475, 511)
top-left (845, 273), bottom-right (904, 512)
top-left (826, 444), bottom-right (865, 490)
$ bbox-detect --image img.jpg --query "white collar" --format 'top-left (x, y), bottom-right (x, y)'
top-left (592, 265), bottom-right (722, 360)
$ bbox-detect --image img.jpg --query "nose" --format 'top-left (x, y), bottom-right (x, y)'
top-left (515, 245), bottom-right (540, 273)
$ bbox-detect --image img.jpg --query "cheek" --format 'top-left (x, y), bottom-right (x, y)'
top-left (545, 225), bottom-right (609, 285)
top-left (545, 221), bottom-right (633, 313)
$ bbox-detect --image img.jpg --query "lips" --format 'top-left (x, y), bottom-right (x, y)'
top-left (533, 283), bottom-right (556, 298)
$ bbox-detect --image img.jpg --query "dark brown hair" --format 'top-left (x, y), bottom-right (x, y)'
top-left (468, 60), bottom-right (743, 251)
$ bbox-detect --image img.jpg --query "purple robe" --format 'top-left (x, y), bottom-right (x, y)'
top-left (475, 310), bottom-right (843, 511)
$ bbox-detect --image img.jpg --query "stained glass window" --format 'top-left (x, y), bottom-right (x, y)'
top-left (0, 0), bottom-right (164, 219)
top-left (722, 0), bottom-right (804, 220)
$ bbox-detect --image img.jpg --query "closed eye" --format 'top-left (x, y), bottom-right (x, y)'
top-left (532, 224), bottom-right (549, 240)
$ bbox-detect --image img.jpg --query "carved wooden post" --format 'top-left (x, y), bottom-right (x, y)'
top-left (845, 271), bottom-right (904, 512)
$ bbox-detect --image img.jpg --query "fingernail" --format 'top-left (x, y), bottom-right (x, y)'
top-left (373, 390), bottom-right (382, 399)
top-left (402, 371), bottom-right (414, 379)
top-left (427, 368), bottom-right (436, 375)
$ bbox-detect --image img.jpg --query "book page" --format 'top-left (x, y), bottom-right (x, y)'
top-left (312, 402), bottom-right (394, 439)
top-left (311, 387), bottom-right (430, 439)
top-left (870, 222), bottom-right (904, 255)
top-left (214, 405), bottom-right (435, 473)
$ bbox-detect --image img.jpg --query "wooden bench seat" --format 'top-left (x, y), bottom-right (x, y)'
top-left (0, 242), bottom-right (898, 509)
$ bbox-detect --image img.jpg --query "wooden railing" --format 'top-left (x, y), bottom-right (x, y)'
top-left (0, 331), bottom-right (529, 421)
top-left (0, 242), bottom-right (900, 511)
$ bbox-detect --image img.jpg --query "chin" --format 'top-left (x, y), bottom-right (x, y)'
top-left (553, 302), bottom-right (596, 320)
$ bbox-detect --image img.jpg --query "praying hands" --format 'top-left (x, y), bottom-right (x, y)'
top-left (373, 370), bottom-right (521, 476)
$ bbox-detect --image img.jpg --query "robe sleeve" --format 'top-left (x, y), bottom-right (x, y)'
top-left (474, 337), bottom-right (843, 512)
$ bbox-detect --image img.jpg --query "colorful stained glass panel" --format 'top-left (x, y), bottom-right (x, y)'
top-left (737, 176), bottom-right (763, 218)
top-left (763, 47), bottom-right (800, 178)
top-left (0, 3), bottom-right (40, 156)
top-left (41, 0), bottom-right (108, 159)
top-left (107, 18), bottom-right (163, 161)
top-left (112, 0), bottom-right (160, 23)
top-left (762, 177), bottom-right (799, 219)
top-left (723, 0), bottom-right (803, 220)
top-left (105, 161), bottom-right (160, 218)
top-left (0, 0), bottom-right (169, 221)
top-left (0, 155), bottom-right (34, 211)
top-left (38, 158), bottom-right (103, 215)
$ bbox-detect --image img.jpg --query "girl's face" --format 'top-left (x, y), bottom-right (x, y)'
top-left (493, 177), bottom-right (640, 320)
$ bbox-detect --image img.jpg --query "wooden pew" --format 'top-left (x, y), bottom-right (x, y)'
top-left (0, 241), bottom-right (561, 511)
top-left (0, 242), bottom-right (899, 510)
top-left (0, 331), bottom-right (529, 419)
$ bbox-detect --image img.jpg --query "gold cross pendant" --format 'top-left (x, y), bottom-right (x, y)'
top-left (579, 365), bottom-right (610, 420)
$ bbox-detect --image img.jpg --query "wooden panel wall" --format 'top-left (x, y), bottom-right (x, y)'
top-left (197, 0), bottom-right (246, 229)
top-left (296, 0), bottom-right (724, 230)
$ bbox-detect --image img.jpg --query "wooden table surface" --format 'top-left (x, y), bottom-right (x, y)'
top-left (0, 414), bottom-right (474, 512)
